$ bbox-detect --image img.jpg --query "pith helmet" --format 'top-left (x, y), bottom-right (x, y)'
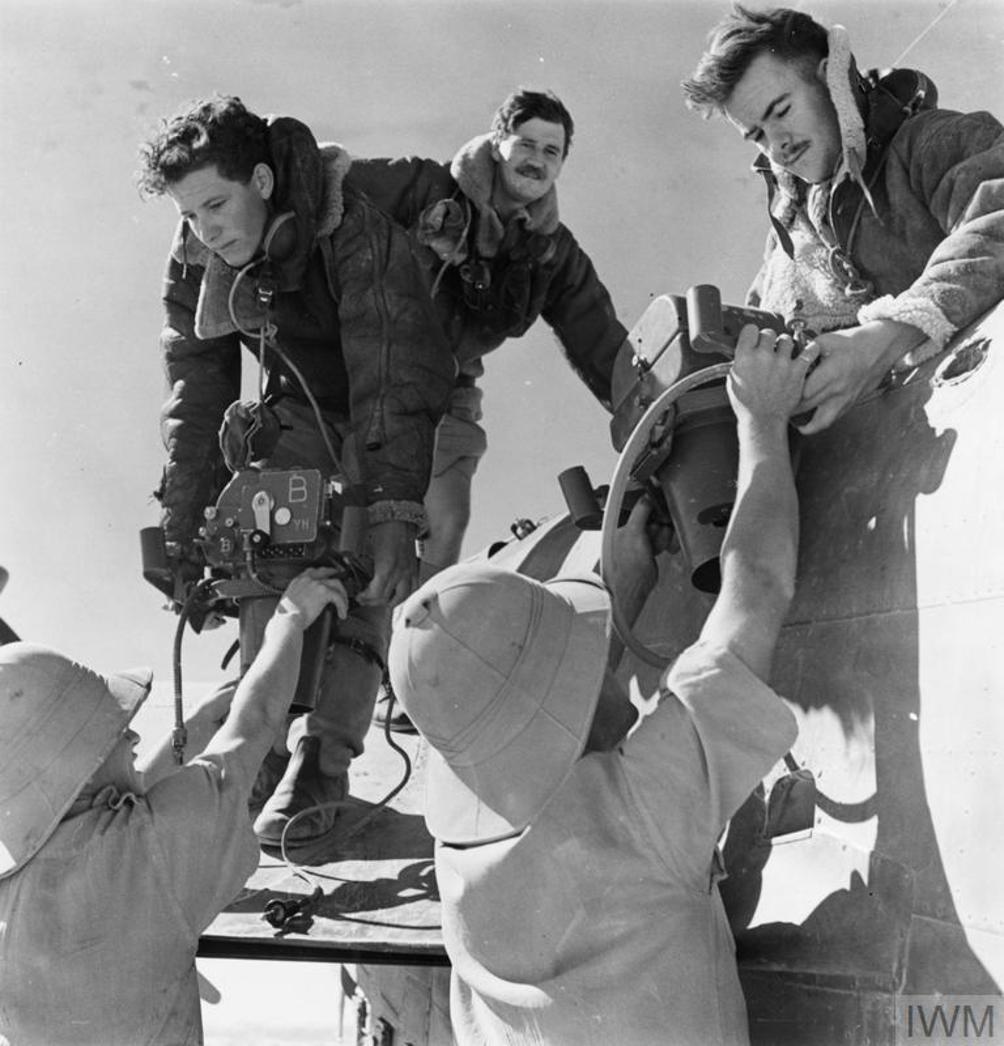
top-left (0, 643), bottom-right (152, 879)
top-left (389, 562), bottom-right (610, 845)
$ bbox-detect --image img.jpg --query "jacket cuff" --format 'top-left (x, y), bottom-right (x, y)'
top-left (857, 294), bottom-right (955, 369)
top-left (367, 499), bottom-right (428, 536)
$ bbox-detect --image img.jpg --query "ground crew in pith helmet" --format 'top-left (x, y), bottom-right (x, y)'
top-left (0, 568), bottom-right (348, 1046)
top-left (390, 325), bottom-right (817, 1045)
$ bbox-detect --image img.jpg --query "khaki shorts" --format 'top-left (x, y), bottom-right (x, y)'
top-left (433, 385), bottom-right (488, 480)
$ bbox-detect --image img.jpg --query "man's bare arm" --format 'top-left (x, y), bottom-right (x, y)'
top-left (699, 326), bottom-right (818, 678)
top-left (199, 569), bottom-right (349, 789)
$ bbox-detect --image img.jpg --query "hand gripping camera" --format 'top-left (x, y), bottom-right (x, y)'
top-left (561, 285), bottom-right (793, 593)
top-left (143, 465), bottom-right (373, 714)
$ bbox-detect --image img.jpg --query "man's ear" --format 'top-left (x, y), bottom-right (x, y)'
top-left (815, 56), bottom-right (829, 85)
top-left (252, 162), bottom-right (275, 200)
top-left (489, 137), bottom-right (502, 163)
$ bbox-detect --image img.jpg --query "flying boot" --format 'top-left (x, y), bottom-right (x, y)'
top-left (253, 604), bottom-right (388, 845)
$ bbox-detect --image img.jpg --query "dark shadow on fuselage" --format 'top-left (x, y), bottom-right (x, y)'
top-left (718, 371), bottom-right (998, 1042)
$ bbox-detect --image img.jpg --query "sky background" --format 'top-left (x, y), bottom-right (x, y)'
top-left (1, 0), bottom-right (1001, 688)
top-left (1, 2), bottom-right (1001, 1040)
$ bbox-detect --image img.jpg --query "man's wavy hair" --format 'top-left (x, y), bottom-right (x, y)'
top-left (490, 88), bottom-right (575, 158)
top-left (136, 94), bottom-right (269, 197)
top-left (682, 5), bottom-right (829, 116)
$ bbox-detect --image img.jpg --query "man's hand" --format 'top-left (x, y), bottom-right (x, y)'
top-left (357, 520), bottom-right (418, 608)
top-left (164, 539), bottom-right (232, 630)
top-left (204, 568), bottom-right (350, 782)
top-left (702, 325), bottom-right (811, 679)
top-left (606, 493), bottom-right (669, 669)
top-left (611, 494), bottom-right (670, 607)
top-left (166, 539), bottom-right (205, 590)
top-left (728, 324), bottom-right (820, 428)
top-left (795, 320), bottom-right (927, 435)
top-left (277, 567), bottom-right (350, 628)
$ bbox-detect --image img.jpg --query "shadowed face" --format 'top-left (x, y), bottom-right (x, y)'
top-left (491, 116), bottom-right (566, 210)
top-left (168, 162), bottom-right (273, 267)
top-left (87, 727), bottom-right (146, 796)
top-left (724, 50), bottom-right (842, 184)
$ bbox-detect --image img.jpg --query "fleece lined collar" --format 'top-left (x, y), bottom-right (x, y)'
top-left (757, 25), bottom-right (870, 216)
top-left (449, 133), bottom-right (560, 258)
top-left (754, 26), bottom-right (937, 255)
top-left (169, 121), bottom-right (352, 340)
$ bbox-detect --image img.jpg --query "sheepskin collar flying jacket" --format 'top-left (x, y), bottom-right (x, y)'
top-left (400, 133), bottom-right (564, 288)
top-left (342, 137), bottom-right (628, 409)
top-left (753, 64), bottom-right (938, 262)
top-left (449, 133), bottom-right (561, 259)
top-left (170, 115), bottom-right (352, 340)
top-left (156, 115), bottom-right (455, 547)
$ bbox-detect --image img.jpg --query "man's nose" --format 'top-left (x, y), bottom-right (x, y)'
top-left (192, 216), bottom-right (220, 245)
top-left (772, 132), bottom-right (797, 162)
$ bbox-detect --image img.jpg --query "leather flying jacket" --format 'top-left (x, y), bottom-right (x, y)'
top-left (346, 135), bottom-right (627, 410)
top-left (156, 117), bottom-right (454, 548)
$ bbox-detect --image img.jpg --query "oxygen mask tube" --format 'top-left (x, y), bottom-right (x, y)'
top-left (226, 212), bottom-right (344, 478)
top-left (170, 214), bottom-right (334, 765)
top-left (216, 218), bottom-right (416, 904)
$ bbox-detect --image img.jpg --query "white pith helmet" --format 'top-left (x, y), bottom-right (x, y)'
top-left (389, 562), bottom-right (611, 845)
top-left (0, 643), bottom-right (152, 879)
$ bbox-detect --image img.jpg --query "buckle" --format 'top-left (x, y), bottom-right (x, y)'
top-left (827, 244), bottom-right (874, 298)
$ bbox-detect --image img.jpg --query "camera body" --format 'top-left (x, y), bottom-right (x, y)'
top-left (142, 466), bottom-right (373, 715)
top-left (197, 467), bottom-right (372, 602)
top-left (605, 286), bottom-right (790, 592)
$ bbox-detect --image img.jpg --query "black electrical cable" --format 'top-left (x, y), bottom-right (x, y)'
top-left (171, 578), bottom-right (218, 764)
